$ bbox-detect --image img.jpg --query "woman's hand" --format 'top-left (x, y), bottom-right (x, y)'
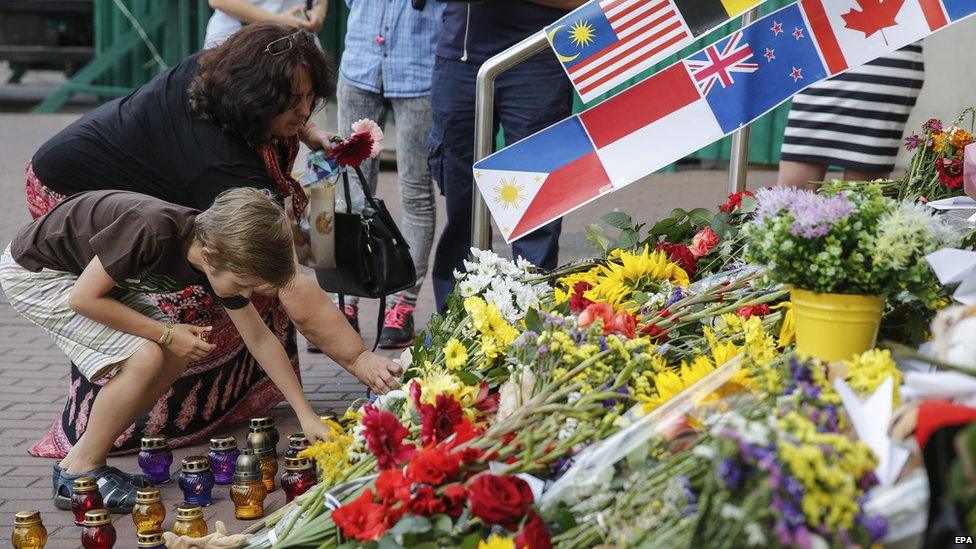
top-left (299, 126), bottom-right (336, 151)
top-left (306, 2), bottom-right (327, 33)
top-left (275, 5), bottom-right (313, 30)
top-left (299, 414), bottom-right (332, 444)
top-left (166, 324), bottom-right (216, 361)
top-left (351, 351), bottom-right (403, 395)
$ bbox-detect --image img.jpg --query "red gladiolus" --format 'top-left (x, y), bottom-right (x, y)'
top-left (935, 157), bottom-right (964, 189)
top-left (736, 304), bottom-right (771, 319)
top-left (568, 281), bottom-right (594, 313)
top-left (375, 469), bottom-right (411, 506)
top-left (442, 484), bottom-right (468, 518)
top-left (405, 447), bottom-right (461, 486)
top-left (328, 131), bottom-right (374, 167)
top-left (331, 489), bottom-right (392, 541)
top-left (362, 405), bottom-right (416, 469)
top-left (408, 484), bottom-right (446, 516)
top-left (640, 323), bottom-right (669, 341)
top-left (690, 226), bottom-right (720, 258)
top-left (608, 311), bottom-right (637, 338)
top-left (718, 190), bottom-right (755, 213)
top-left (467, 473), bottom-right (535, 531)
top-left (654, 242), bottom-right (697, 277)
top-left (515, 512), bottom-right (553, 549)
top-left (578, 303), bottom-right (614, 332)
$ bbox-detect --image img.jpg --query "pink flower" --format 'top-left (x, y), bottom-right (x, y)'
top-left (690, 227), bottom-right (719, 258)
top-left (351, 119), bottom-right (384, 159)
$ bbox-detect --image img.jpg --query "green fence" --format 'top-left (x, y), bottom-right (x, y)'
top-left (34, 0), bottom-right (791, 166)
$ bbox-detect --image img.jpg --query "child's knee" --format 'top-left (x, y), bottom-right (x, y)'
top-left (125, 343), bottom-right (167, 376)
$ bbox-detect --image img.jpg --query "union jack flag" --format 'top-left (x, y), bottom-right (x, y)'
top-left (684, 31), bottom-right (758, 96)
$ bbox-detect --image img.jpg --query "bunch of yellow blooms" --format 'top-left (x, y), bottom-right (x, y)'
top-left (298, 417), bottom-right (354, 487)
top-left (843, 348), bottom-right (901, 406)
top-left (464, 296), bottom-right (520, 360)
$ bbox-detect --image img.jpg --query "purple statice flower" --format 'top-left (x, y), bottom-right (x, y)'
top-left (514, 330), bottom-right (538, 347)
top-left (601, 385), bottom-right (630, 408)
top-left (774, 520), bottom-right (793, 546)
top-left (859, 513), bottom-right (888, 542)
top-left (597, 337), bottom-right (609, 352)
top-left (923, 118), bottom-right (943, 134)
top-left (904, 133), bottom-right (923, 151)
top-left (552, 457), bottom-right (572, 475)
top-left (788, 191), bottom-right (854, 238)
top-left (794, 526), bottom-right (813, 549)
top-left (717, 458), bottom-right (744, 490)
top-left (537, 344), bottom-right (550, 356)
top-left (665, 286), bottom-right (685, 307)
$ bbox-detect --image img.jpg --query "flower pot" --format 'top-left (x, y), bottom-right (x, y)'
top-left (790, 289), bottom-right (885, 362)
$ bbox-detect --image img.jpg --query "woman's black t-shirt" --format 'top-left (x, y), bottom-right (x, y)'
top-left (31, 53), bottom-right (276, 210)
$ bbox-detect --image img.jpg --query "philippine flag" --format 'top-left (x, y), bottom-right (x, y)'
top-left (473, 117), bottom-right (613, 243)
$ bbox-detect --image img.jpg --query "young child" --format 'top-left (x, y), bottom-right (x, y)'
top-left (0, 188), bottom-right (331, 512)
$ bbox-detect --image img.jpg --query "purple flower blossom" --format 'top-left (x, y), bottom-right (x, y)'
top-left (923, 118), bottom-right (943, 134)
top-left (665, 286), bottom-right (685, 307)
top-left (905, 133), bottom-right (923, 151)
top-left (752, 187), bottom-right (853, 238)
top-left (717, 458), bottom-right (744, 489)
top-left (859, 513), bottom-right (888, 542)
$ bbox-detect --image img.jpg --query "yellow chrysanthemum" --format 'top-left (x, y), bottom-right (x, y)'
top-left (843, 348), bottom-right (901, 406)
top-left (443, 338), bottom-right (468, 371)
top-left (299, 418), bottom-right (353, 486)
top-left (478, 535), bottom-right (515, 549)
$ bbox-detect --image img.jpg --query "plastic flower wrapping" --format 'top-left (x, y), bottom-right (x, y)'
top-left (240, 183), bottom-right (962, 549)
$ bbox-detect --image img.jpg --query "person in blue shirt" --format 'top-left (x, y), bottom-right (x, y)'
top-left (429, 0), bottom-right (585, 314)
top-left (329, 0), bottom-right (444, 349)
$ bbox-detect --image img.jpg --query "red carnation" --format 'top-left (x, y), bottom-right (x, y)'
top-left (935, 157), bottom-right (964, 189)
top-left (328, 131), bottom-right (374, 168)
top-left (568, 281), bottom-right (594, 313)
top-left (515, 512), bottom-right (552, 549)
top-left (362, 404), bottom-right (416, 469)
top-left (467, 473), bottom-right (535, 531)
top-left (654, 242), bottom-right (697, 277)
top-left (375, 469), bottom-right (411, 506)
top-left (408, 484), bottom-right (446, 516)
top-left (405, 446), bottom-right (461, 486)
top-left (736, 304), bottom-right (771, 319)
top-left (718, 190), bottom-right (755, 213)
top-left (331, 489), bottom-right (392, 541)
top-left (442, 483), bottom-right (468, 518)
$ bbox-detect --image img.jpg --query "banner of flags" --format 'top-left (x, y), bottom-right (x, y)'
top-left (546, 0), bottom-right (768, 103)
top-left (477, 0), bottom-right (976, 243)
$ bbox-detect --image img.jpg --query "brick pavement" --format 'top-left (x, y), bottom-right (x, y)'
top-left (0, 112), bottom-right (780, 547)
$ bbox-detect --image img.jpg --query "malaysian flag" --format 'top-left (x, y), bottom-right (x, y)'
top-left (547, 0), bottom-right (765, 103)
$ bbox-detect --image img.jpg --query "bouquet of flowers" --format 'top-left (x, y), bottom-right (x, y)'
top-left (742, 184), bottom-right (957, 307)
top-left (900, 108), bottom-right (975, 202)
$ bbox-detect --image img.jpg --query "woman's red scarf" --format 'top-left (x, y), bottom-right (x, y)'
top-left (256, 135), bottom-right (308, 218)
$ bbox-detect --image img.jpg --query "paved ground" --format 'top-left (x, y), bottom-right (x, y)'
top-left (0, 111), bottom-right (783, 547)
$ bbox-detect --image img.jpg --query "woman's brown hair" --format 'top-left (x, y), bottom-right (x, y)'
top-left (189, 22), bottom-right (335, 146)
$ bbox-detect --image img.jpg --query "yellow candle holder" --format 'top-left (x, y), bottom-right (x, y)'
top-left (132, 488), bottom-right (165, 534)
top-left (12, 510), bottom-right (47, 549)
top-left (172, 505), bottom-right (208, 538)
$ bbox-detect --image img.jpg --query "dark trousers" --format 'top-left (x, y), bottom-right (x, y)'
top-left (428, 53), bottom-right (573, 313)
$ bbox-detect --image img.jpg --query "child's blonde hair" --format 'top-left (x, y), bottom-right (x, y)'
top-left (193, 187), bottom-right (296, 288)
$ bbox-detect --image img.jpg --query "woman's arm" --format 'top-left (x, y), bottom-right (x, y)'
top-left (209, 0), bottom-right (311, 29)
top-left (69, 257), bottom-right (215, 361)
top-left (224, 302), bottom-right (332, 441)
top-left (306, 1), bottom-right (328, 33)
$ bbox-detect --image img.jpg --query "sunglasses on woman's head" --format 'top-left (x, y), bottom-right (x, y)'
top-left (265, 30), bottom-right (314, 56)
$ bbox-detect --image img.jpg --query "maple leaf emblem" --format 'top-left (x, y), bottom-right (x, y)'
top-left (842, 0), bottom-right (905, 44)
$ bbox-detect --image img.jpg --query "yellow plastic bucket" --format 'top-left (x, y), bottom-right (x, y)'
top-left (790, 288), bottom-right (885, 362)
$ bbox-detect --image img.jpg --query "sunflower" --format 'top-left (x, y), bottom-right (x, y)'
top-left (559, 246), bottom-right (689, 312)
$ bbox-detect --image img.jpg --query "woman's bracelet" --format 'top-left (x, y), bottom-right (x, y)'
top-left (157, 324), bottom-right (174, 346)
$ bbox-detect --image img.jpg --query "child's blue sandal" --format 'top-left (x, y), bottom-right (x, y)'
top-left (53, 465), bottom-right (143, 513)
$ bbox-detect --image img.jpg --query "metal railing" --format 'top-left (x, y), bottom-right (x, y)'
top-left (472, 11), bottom-right (761, 249)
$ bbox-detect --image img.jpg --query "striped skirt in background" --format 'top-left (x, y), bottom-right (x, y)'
top-left (779, 44), bottom-right (925, 174)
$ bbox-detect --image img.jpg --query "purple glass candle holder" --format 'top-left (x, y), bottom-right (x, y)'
top-left (207, 436), bottom-right (240, 485)
top-left (178, 456), bottom-right (215, 507)
top-left (138, 436), bottom-right (173, 484)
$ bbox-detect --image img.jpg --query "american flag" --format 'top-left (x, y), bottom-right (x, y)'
top-left (548, 0), bottom-right (692, 102)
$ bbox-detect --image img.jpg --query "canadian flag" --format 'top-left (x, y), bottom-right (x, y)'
top-left (800, 0), bottom-right (950, 74)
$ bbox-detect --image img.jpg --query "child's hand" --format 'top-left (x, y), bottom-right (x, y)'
top-left (167, 324), bottom-right (216, 361)
top-left (299, 415), bottom-right (332, 444)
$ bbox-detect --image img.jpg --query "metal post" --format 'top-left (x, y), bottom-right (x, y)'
top-left (727, 5), bottom-right (763, 194)
top-left (472, 30), bottom-right (551, 251)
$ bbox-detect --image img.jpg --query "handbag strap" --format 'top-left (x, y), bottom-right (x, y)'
top-left (340, 166), bottom-right (384, 214)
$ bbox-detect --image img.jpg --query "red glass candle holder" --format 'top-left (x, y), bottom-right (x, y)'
top-left (81, 509), bottom-right (116, 549)
top-left (280, 456), bottom-right (317, 503)
top-left (71, 477), bottom-right (104, 526)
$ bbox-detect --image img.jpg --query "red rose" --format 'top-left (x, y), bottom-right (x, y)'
top-left (362, 405), bottom-right (416, 469)
top-left (689, 227), bottom-right (719, 258)
top-left (935, 157), bottom-right (964, 189)
top-left (405, 447), bottom-right (461, 486)
top-left (568, 281), bottom-right (594, 313)
top-left (467, 473), bottom-right (535, 531)
top-left (736, 304), bottom-right (770, 319)
top-left (654, 242), bottom-right (697, 277)
top-left (328, 131), bottom-right (374, 168)
top-left (607, 311), bottom-right (637, 339)
top-left (375, 469), bottom-right (411, 506)
top-left (442, 483), bottom-right (468, 518)
top-left (331, 489), bottom-right (391, 541)
top-left (577, 303), bottom-right (614, 332)
top-left (515, 512), bottom-right (552, 549)
top-left (718, 190), bottom-right (755, 213)
top-left (408, 484), bottom-right (446, 516)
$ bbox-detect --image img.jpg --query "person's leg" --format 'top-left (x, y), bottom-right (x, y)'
top-left (60, 344), bottom-right (186, 474)
top-left (776, 161), bottom-right (830, 190)
top-left (495, 54), bottom-right (573, 271)
top-left (843, 168), bottom-right (889, 181)
top-left (379, 93), bottom-right (437, 348)
top-left (430, 57), bottom-right (480, 313)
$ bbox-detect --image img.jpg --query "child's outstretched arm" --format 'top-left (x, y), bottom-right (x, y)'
top-left (69, 257), bottom-right (215, 361)
top-left (224, 302), bottom-right (331, 443)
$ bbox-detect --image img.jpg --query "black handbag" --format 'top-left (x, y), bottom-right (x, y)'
top-left (314, 167), bottom-right (417, 348)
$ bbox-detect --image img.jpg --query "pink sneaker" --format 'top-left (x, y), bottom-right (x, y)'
top-left (378, 297), bottom-right (414, 349)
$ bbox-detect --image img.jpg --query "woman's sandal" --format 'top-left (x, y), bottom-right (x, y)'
top-left (53, 461), bottom-right (151, 495)
top-left (53, 465), bottom-right (143, 513)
